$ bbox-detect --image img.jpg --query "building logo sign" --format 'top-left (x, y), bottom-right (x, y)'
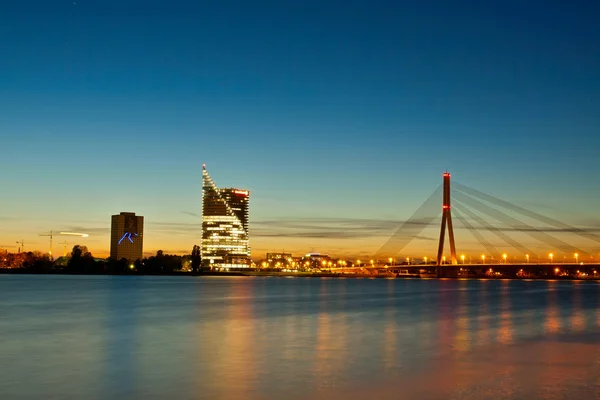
top-left (118, 232), bottom-right (138, 244)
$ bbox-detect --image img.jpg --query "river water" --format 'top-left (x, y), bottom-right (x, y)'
top-left (1, 275), bottom-right (599, 399)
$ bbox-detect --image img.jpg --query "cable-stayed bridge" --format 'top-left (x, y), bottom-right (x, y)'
top-left (371, 172), bottom-right (600, 278)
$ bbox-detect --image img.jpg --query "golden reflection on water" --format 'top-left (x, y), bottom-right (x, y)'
top-left (571, 282), bottom-right (585, 332)
top-left (453, 280), bottom-right (470, 353)
top-left (437, 283), bottom-right (454, 356)
top-left (382, 281), bottom-right (397, 371)
top-left (318, 338), bottom-right (600, 400)
top-left (314, 312), bottom-right (331, 388)
top-left (476, 279), bottom-right (490, 345)
top-left (280, 313), bottom-right (312, 375)
top-left (497, 280), bottom-right (513, 345)
top-left (522, 308), bottom-right (535, 338)
top-left (206, 282), bottom-right (258, 399)
top-left (314, 280), bottom-right (350, 392)
top-left (597, 285), bottom-right (600, 328)
top-left (544, 282), bottom-right (561, 334)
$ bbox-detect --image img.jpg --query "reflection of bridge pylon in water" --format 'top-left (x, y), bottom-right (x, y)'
top-left (436, 172), bottom-right (457, 267)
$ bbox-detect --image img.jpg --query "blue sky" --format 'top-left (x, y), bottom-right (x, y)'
top-left (1, 0), bottom-right (599, 258)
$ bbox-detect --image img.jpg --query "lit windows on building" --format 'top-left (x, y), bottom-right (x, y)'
top-left (201, 165), bottom-right (250, 269)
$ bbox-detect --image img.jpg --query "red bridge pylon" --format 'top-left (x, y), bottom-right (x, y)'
top-left (437, 172), bottom-right (457, 266)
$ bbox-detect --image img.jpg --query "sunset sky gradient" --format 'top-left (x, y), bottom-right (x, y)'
top-left (1, 0), bottom-right (599, 259)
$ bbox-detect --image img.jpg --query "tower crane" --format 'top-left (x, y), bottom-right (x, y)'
top-left (16, 240), bottom-right (24, 253)
top-left (39, 231), bottom-right (55, 261)
top-left (58, 241), bottom-right (69, 257)
top-left (39, 231), bottom-right (89, 261)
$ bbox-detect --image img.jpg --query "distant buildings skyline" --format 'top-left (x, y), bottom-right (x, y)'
top-left (1, 162), bottom-right (599, 262)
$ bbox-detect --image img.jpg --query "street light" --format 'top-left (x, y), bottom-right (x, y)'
top-left (549, 253), bottom-right (554, 263)
top-left (370, 259), bottom-right (374, 267)
top-left (406, 257), bottom-right (410, 265)
top-left (461, 254), bottom-right (465, 264)
top-left (481, 254), bottom-right (486, 264)
top-left (424, 256), bottom-right (428, 265)
top-left (503, 253), bottom-right (507, 264)
top-left (442, 256), bottom-right (446, 264)
top-left (575, 253), bottom-right (579, 264)
top-left (388, 257), bottom-right (393, 266)
top-left (526, 254), bottom-right (529, 263)
top-left (356, 259), bottom-right (361, 267)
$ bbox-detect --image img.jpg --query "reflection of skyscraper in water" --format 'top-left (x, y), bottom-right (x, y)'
top-left (199, 282), bottom-right (257, 398)
top-left (201, 165), bottom-right (250, 269)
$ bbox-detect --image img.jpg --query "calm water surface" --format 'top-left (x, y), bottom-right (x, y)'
top-left (1, 275), bottom-right (599, 399)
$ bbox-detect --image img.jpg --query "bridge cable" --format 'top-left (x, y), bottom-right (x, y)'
top-left (372, 185), bottom-right (442, 258)
top-left (454, 181), bottom-right (600, 245)
top-left (453, 201), bottom-right (535, 257)
top-left (453, 190), bottom-right (587, 256)
top-left (452, 206), bottom-right (499, 257)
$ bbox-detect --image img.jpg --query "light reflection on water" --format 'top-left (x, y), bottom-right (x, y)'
top-left (1, 275), bottom-right (600, 399)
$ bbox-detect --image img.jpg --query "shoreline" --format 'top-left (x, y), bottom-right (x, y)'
top-left (1, 269), bottom-right (599, 281)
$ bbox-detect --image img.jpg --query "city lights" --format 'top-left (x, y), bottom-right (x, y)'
top-left (202, 166), bottom-right (250, 269)
top-left (3, 166), bottom-right (600, 283)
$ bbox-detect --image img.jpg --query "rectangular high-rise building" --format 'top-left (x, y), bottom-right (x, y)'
top-left (110, 212), bottom-right (144, 261)
top-left (201, 165), bottom-right (250, 269)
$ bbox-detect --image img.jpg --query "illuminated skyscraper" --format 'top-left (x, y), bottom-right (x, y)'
top-left (201, 165), bottom-right (250, 269)
top-left (110, 212), bottom-right (144, 261)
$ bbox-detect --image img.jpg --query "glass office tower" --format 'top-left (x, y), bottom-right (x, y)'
top-left (201, 165), bottom-right (250, 269)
